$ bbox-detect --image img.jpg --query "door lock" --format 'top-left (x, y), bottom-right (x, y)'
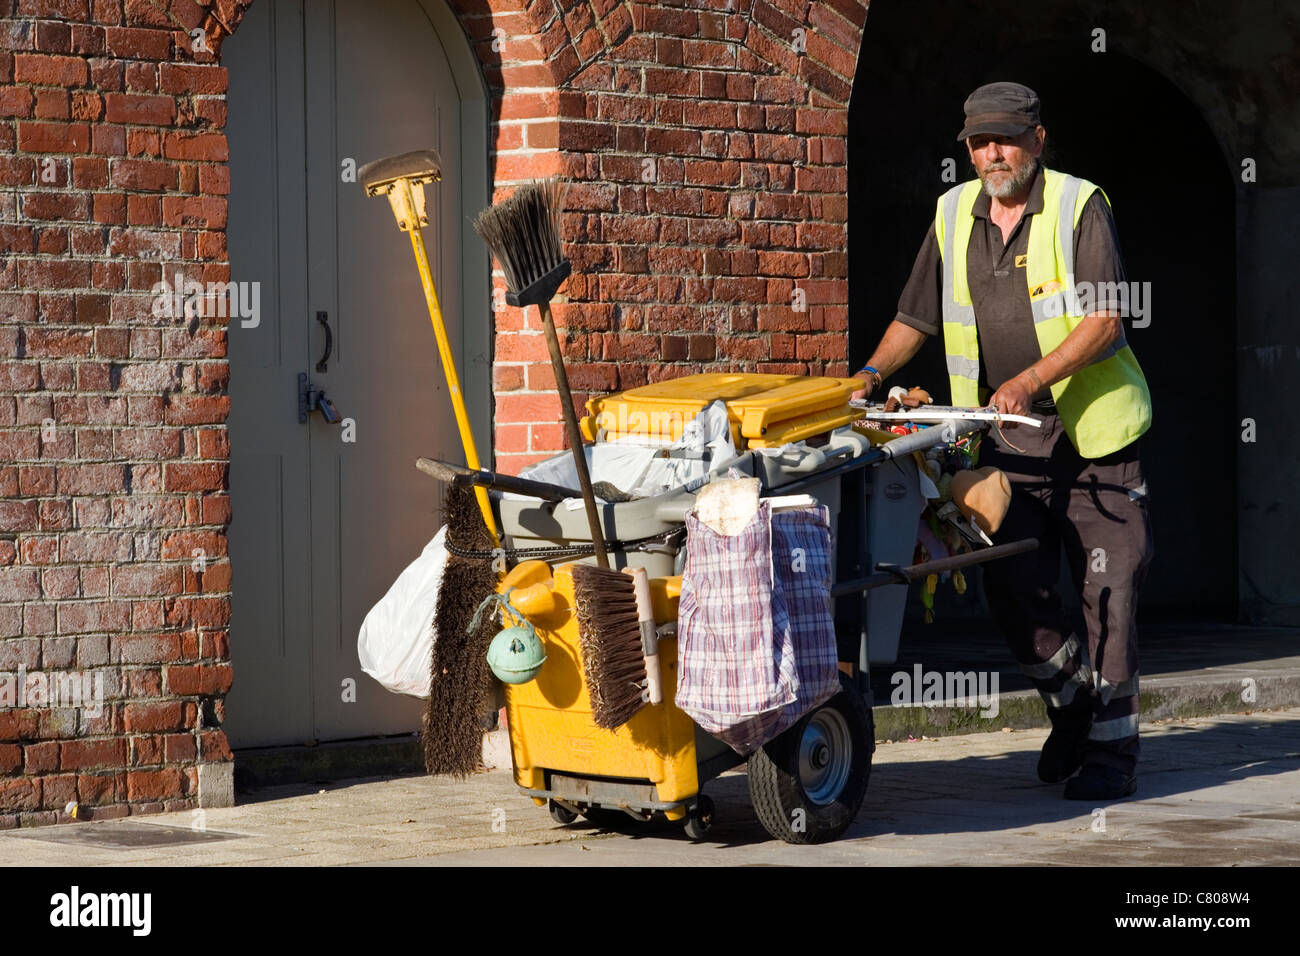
top-left (298, 372), bottom-right (341, 424)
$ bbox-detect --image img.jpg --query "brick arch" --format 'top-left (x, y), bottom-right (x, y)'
top-left (443, 0), bottom-right (578, 182)
top-left (145, 1), bottom-right (254, 60)
top-left (450, 0), bottom-right (635, 92)
top-left (739, 0), bottom-right (866, 107)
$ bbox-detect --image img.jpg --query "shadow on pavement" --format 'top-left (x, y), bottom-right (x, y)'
top-left (678, 712), bottom-right (1300, 849)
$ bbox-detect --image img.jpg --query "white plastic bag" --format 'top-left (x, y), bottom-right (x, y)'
top-left (356, 525), bottom-right (448, 698)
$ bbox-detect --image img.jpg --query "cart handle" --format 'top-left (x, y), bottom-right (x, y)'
top-left (767, 418), bottom-right (989, 496)
top-left (830, 537), bottom-right (1038, 597)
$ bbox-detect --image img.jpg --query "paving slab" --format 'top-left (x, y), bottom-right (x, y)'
top-left (1, 708), bottom-right (1296, 866)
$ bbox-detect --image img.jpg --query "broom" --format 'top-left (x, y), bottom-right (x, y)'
top-left (572, 564), bottom-right (660, 729)
top-left (473, 180), bottom-right (648, 728)
top-left (423, 482), bottom-right (498, 776)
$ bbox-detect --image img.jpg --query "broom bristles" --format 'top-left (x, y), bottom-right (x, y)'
top-left (571, 563), bottom-right (649, 730)
top-left (473, 178), bottom-right (570, 294)
top-left (423, 484), bottom-right (498, 777)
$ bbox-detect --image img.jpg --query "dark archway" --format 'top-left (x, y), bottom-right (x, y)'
top-left (848, 1), bottom-right (1236, 618)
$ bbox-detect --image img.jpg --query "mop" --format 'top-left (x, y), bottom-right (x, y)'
top-left (360, 150), bottom-right (502, 775)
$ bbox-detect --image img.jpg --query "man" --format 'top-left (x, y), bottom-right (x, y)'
top-left (853, 82), bottom-right (1153, 800)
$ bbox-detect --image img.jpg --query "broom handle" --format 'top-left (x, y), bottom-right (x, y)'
top-left (538, 301), bottom-right (609, 568)
top-left (406, 223), bottom-right (501, 551)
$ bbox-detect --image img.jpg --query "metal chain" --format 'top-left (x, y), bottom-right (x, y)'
top-left (444, 526), bottom-right (686, 562)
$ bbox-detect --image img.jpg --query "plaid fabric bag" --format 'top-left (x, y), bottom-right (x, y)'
top-left (675, 501), bottom-right (840, 755)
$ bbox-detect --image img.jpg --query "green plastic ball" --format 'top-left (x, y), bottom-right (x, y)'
top-left (486, 626), bottom-right (547, 684)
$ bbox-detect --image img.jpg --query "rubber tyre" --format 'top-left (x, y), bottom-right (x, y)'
top-left (683, 794), bottom-right (714, 841)
top-left (548, 799), bottom-right (579, 825)
top-left (747, 673), bottom-right (874, 845)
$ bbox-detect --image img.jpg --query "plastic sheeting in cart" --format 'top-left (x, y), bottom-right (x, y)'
top-left (513, 399), bottom-right (738, 501)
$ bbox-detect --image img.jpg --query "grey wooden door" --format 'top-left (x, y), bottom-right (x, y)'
top-left (223, 0), bottom-right (489, 747)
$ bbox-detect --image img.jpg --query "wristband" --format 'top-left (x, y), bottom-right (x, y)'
top-left (856, 365), bottom-right (881, 388)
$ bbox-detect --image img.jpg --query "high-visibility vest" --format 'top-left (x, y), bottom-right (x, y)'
top-left (934, 167), bottom-right (1152, 459)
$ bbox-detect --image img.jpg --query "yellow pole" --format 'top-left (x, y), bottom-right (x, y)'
top-left (400, 186), bottom-right (501, 550)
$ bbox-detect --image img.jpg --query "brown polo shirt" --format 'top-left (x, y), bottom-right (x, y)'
top-left (895, 164), bottom-right (1127, 405)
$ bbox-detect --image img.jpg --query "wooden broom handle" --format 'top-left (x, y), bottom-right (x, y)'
top-left (538, 301), bottom-right (609, 568)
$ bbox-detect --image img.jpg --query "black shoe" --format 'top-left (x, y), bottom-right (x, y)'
top-left (1037, 720), bottom-right (1089, 783)
top-left (1063, 763), bottom-right (1137, 800)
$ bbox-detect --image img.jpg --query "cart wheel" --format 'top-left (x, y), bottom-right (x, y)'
top-left (683, 794), bottom-right (714, 841)
top-left (548, 799), bottom-right (579, 825)
top-left (747, 673), bottom-right (873, 845)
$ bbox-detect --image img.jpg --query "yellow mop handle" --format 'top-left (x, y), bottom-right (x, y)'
top-left (406, 224), bottom-right (501, 550)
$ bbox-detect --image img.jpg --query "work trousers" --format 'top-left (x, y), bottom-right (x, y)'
top-left (979, 414), bottom-right (1153, 774)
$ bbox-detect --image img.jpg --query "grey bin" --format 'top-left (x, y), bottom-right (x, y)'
top-left (493, 424), bottom-right (924, 667)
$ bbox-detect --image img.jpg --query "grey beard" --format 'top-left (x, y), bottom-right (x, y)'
top-left (981, 158), bottom-right (1038, 199)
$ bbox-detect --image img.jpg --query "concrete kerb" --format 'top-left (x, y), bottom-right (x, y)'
top-left (870, 670), bottom-right (1300, 740)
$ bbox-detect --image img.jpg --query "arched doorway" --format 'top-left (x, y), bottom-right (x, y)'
top-left (848, 0), bottom-right (1236, 618)
top-left (222, 0), bottom-right (491, 747)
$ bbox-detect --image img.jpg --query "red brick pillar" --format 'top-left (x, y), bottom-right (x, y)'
top-left (467, 0), bottom-right (865, 475)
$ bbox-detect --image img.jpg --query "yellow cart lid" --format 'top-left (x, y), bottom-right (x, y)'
top-left (581, 372), bottom-right (861, 448)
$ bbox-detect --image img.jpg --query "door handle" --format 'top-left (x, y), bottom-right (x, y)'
top-left (315, 310), bottom-right (333, 372)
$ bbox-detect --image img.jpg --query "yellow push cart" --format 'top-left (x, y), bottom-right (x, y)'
top-left (476, 373), bottom-right (1035, 843)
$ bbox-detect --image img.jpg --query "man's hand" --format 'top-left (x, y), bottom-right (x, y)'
top-left (989, 371), bottom-right (1036, 426)
top-left (850, 372), bottom-right (876, 402)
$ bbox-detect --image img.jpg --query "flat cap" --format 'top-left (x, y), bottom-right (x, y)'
top-left (957, 81), bottom-right (1041, 142)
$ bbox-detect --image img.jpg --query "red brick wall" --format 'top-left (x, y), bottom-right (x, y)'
top-left (0, 0), bottom-right (865, 824)
top-left (0, 0), bottom-right (247, 826)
